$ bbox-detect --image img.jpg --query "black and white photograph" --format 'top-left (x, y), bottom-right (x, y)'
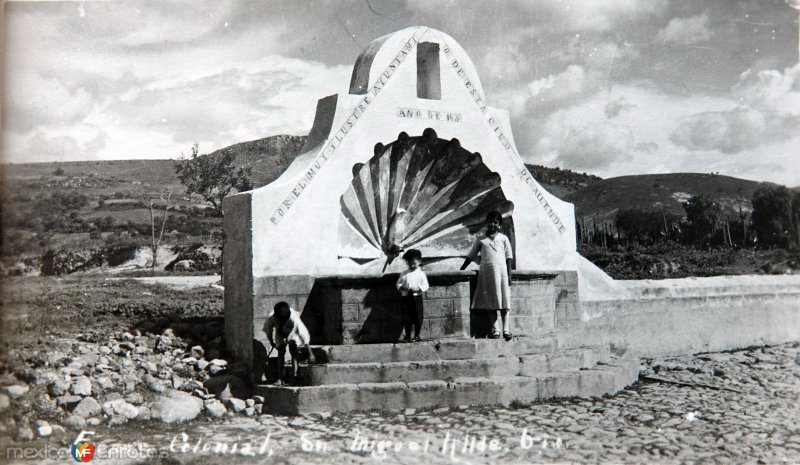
top-left (1, 0), bottom-right (799, 463)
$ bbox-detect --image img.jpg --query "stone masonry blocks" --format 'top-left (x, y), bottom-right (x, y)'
top-left (242, 272), bottom-right (559, 352)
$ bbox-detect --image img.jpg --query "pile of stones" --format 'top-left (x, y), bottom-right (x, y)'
top-left (0, 321), bottom-right (273, 441)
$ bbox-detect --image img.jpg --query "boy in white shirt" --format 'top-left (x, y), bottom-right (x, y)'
top-left (395, 249), bottom-right (429, 342)
top-left (265, 301), bottom-right (315, 385)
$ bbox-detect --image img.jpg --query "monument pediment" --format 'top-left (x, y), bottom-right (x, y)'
top-left (224, 25), bottom-right (624, 298)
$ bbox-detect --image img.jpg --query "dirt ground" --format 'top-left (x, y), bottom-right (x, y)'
top-left (0, 275), bottom-right (797, 465)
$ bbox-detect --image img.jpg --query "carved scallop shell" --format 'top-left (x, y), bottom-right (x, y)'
top-left (338, 129), bottom-right (514, 265)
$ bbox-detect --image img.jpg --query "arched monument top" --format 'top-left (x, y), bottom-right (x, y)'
top-left (348, 26), bottom-right (485, 98)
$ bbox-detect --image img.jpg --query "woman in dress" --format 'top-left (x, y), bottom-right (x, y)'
top-left (460, 211), bottom-right (514, 341)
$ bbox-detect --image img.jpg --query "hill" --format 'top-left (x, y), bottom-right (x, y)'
top-left (3, 135), bottom-right (795, 278)
top-left (524, 164), bottom-right (602, 198)
top-left (206, 134), bottom-right (307, 187)
top-left (566, 173), bottom-right (779, 223)
top-left (0, 135), bottom-right (307, 262)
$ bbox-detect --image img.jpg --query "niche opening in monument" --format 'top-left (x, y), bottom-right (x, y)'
top-left (417, 42), bottom-right (441, 100)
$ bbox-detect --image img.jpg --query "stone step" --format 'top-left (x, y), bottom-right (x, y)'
top-left (258, 357), bottom-right (640, 415)
top-left (297, 347), bottom-right (610, 385)
top-left (311, 336), bottom-right (560, 364)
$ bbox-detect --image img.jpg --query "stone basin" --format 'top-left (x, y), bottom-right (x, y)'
top-left (302, 270), bottom-right (558, 344)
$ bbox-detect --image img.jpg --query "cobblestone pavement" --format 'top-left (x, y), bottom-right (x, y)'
top-left (11, 343), bottom-right (800, 465)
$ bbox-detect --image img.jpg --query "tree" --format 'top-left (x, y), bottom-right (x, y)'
top-left (173, 143), bottom-right (252, 216)
top-left (683, 195), bottom-right (721, 250)
top-left (615, 208), bottom-right (681, 245)
top-left (751, 186), bottom-right (797, 250)
top-left (142, 190), bottom-right (172, 268)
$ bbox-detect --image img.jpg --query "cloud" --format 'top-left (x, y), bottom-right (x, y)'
top-left (3, 71), bottom-right (96, 132)
top-left (733, 64), bottom-right (800, 138)
top-left (670, 106), bottom-right (766, 153)
top-left (655, 13), bottom-right (711, 45)
top-left (559, 0), bottom-right (668, 32)
top-left (635, 142), bottom-right (659, 154)
top-left (527, 65), bottom-right (589, 104)
top-left (22, 126), bottom-right (109, 162)
top-left (604, 97), bottom-right (637, 118)
top-left (98, 56), bottom-right (350, 154)
top-left (3, 54), bottom-right (350, 162)
top-left (532, 107), bottom-right (636, 170)
top-left (669, 64), bottom-right (800, 154)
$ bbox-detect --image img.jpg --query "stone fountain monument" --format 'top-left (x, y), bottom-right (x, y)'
top-left (222, 26), bottom-right (642, 413)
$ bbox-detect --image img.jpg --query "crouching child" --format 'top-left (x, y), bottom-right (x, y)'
top-left (266, 301), bottom-right (316, 385)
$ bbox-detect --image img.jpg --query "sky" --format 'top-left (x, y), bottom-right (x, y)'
top-left (3, 0), bottom-right (800, 186)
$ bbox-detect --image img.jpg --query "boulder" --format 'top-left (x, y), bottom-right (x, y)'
top-left (150, 390), bottom-right (202, 423)
top-left (190, 346), bottom-right (205, 359)
top-left (4, 384), bottom-right (29, 398)
top-left (0, 394), bottom-right (9, 412)
top-left (137, 406), bottom-right (152, 421)
top-left (173, 260), bottom-right (195, 271)
top-left (208, 359), bottom-right (227, 375)
top-left (35, 420), bottom-right (52, 437)
top-left (204, 400), bottom-right (227, 418)
top-left (102, 399), bottom-right (139, 420)
top-left (47, 379), bottom-right (68, 397)
top-left (73, 397), bottom-right (101, 418)
top-left (70, 377), bottom-right (92, 397)
top-left (16, 425), bottom-right (35, 441)
top-left (143, 374), bottom-right (166, 393)
top-left (125, 392), bottom-right (144, 405)
top-left (56, 395), bottom-right (83, 410)
top-left (95, 377), bottom-right (114, 391)
top-left (108, 415), bottom-right (128, 426)
top-left (172, 375), bottom-right (185, 390)
top-left (64, 415), bottom-right (86, 430)
top-left (225, 398), bottom-right (246, 413)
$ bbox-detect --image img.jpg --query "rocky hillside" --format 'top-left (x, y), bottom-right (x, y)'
top-left (565, 173), bottom-right (778, 223)
top-left (207, 134), bottom-right (307, 187)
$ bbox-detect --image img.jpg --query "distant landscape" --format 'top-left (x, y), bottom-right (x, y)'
top-left (1, 134), bottom-right (798, 279)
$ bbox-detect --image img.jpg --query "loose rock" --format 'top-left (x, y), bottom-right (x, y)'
top-left (102, 399), bottom-right (139, 420)
top-left (16, 425), bottom-right (35, 441)
top-left (35, 420), bottom-right (53, 437)
top-left (57, 395), bottom-right (83, 410)
top-left (4, 384), bottom-right (30, 398)
top-left (150, 390), bottom-right (203, 423)
top-left (64, 415), bottom-right (86, 430)
top-left (208, 359), bottom-right (227, 375)
top-left (73, 397), bottom-right (101, 418)
top-left (204, 400), bottom-right (227, 418)
top-left (70, 377), bottom-right (92, 397)
top-left (226, 398), bottom-right (246, 413)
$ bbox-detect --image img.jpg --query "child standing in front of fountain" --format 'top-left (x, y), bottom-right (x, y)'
top-left (396, 249), bottom-right (429, 342)
top-left (461, 211), bottom-right (514, 341)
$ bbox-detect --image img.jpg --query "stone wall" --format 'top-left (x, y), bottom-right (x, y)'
top-left (307, 272), bottom-right (473, 344)
top-left (243, 271), bottom-right (560, 357)
top-left (222, 194), bottom-right (254, 368)
top-left (505, 273), bottom-right (557, 336)
top-left (560, 275), bottom-right (800, 358)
